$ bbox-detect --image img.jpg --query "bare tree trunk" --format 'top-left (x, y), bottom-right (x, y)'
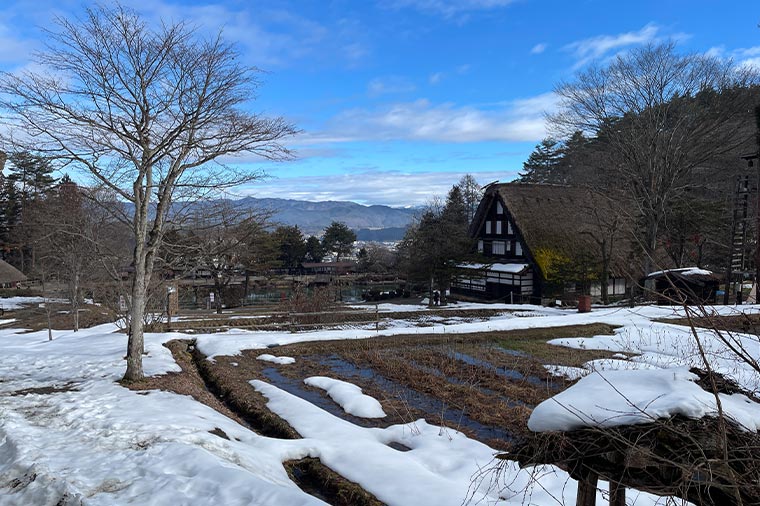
top-left (124, 255), bottom-right (146, 382)
top-left (71, 270), bottom-right (80, 332)
top-left (643, 219), bottom-right (659, 277)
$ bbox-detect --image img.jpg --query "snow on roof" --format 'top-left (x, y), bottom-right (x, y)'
top-left (458, 263), bottom-right (529, 274)
top-left (647, 267), bottom-right (714, 278)
top-left (528, 368), bottom-right (760, 433)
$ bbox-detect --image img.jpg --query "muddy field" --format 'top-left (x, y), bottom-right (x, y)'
top-left (166, 321), bottom-right (618, 449)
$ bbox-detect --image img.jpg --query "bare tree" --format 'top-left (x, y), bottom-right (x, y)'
top-left (551, 42), bottom-right (759, 275)
top-left (32, 178), bottom-right (99, 332)
top-left (458, 174), bottom-right (483, 225)
top-left (0, 4), bottom-right (297, 381)
top-left (168, 202), bottom-right (271, 314)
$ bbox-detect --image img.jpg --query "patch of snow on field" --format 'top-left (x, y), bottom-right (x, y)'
top-left (0, 303), bottom-right (711, 505)
top-left (536, 305), bottom-right (760, 435)
top-left (257, 354), bottom-right (296, 365)
top-left (0, 296), bottom-right (46, 310)
top-left (195, 305), bottom-right (675, 359)
top-left (0, 325), bottom-right (324, 505)
top-left (303, 376), bottom-right (386, 418)
top-left (252, 379), bottom-right (669, 506)
top-left (544, 364), bottom-right (588, 380)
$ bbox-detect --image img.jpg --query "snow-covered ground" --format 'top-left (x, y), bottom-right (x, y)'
top-left (2, 301), bottom-right (758, 505)
top-left (0, 296), bottom-right (47, 311)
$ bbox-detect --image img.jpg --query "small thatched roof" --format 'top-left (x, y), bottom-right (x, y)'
top-left (0, 260), bottom-right (26, 284)
top-left (471, 183), bottom-right (633, 279)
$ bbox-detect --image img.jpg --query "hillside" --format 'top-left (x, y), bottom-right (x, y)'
top-left (237, 197), bottom-right (416, 236)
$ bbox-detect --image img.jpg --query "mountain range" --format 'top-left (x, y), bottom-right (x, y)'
top-left (236, 197), bottom-right (417, 239)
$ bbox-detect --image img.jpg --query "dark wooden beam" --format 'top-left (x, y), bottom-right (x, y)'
top-left (609, 481), bottom-right (625, 506)
top-left (577, 472), bottom-right (598, 506)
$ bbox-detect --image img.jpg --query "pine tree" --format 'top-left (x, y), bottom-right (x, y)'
top-left (397, 185), bottom-right (475, 305)
top-left (305, 235), bottom-right (325, 262)
top-left (7, 151), bottom-right (56, 202)
top-left (274, 225), bottom-right (307, 270)
top-left (518, 138), bottom-right (563, 183)
top-left (321, 221), bottom-right (356, 261)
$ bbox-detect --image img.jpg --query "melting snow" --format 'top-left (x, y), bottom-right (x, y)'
top-left (303, 376), bottom-right (386, 418)
top-left (257, 354), bottom-right (296, 365)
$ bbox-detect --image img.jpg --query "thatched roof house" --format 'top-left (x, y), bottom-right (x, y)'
top-left (453, 183), bottom-right (633, 303)
top-left (0, 259), bottom-right (26, 286)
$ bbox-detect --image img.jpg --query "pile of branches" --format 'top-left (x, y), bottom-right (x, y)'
top-left (502, 368), bottom-right (760, 505)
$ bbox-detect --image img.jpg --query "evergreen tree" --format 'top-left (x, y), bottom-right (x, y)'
top-left (321, 221), bottom-right (356, 261)
top-left (305, 235), bottom-right (325, 262)
top-left (397, 185), bottom-right (474, 305)
top-left (517, 138), bottom-right (563, 183)
top-left (7, 151), bottom-right (56, 202)
top-left (274, 225), bottom-right (307, 270)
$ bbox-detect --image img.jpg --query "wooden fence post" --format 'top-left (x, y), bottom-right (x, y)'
top-left (609, 481), bottom-right (625, 506)
top-left (576, 471), bottom-right (598, 506)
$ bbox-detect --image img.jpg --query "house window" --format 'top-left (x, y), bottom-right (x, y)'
top-left (477, 240), bottom-right (483, 253)
top-left (485, 221), bottom-right (491, 234)
top-left (492, 241), bottom-right (506, 255)
top-left (496, 221), bottom-right (502, 234)
top-left (507, 222), bottom-right (513, 235)
top-left (496, 201), bottom-right (503, 214)
top-left (515, 241), bottom-right (523, 256)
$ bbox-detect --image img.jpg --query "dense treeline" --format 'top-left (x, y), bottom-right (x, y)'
top-left (518, 43), bottom-right (760, 277)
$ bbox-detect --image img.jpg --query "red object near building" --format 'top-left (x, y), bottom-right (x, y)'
top-left (577, 295), bottom-right (591, 313)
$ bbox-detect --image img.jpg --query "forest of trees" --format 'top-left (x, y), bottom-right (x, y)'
top-left (517, 42), bottom-right (760, 278)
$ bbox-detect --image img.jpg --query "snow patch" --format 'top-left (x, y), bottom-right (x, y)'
top-left (303, 376), bottom-right (386, 418)
top-left (256, 354), bottom-right (296, 365)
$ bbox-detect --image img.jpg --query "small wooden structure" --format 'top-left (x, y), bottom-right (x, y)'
top-left (644, 267), bottom-right (720, 305)
top-left (505, 368), bottom-right (760, 506)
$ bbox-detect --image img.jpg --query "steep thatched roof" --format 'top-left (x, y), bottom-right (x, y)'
top-left (0, 260), bottom-right (26, 284)
top-left (472, 183), bottom-right (633, 279)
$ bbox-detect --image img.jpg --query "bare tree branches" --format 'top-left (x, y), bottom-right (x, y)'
top-left (550, 42), bottom-right (760, 275)
top-left (0, 3), bottom-right (297, 380)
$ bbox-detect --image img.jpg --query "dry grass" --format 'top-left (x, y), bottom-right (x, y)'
top-left (5, 301), bottom-right (117, 332)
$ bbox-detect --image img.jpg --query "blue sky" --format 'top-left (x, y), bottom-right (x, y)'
top-left (0, 0), bottom-right (759, 206)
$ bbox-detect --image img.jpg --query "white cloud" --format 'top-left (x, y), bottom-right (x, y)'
top-left (238, 170), bottom-right (509, 206)
top-left (368, 76), bottom-right (417, 96)
top-left (307, 92), bottom-right (558, 144)
top-left (706, 45), bottom-right (760, 71)
top-left (428, 65), bottom-right (469, 85)
top-left (0, 23), bottom-right (36, 65)
top-left (564, 23), bottom-right (668, 68)
top-left (429, 72), bottom-right (444, 84)
top-left (530, 43), bottom-right (547, 55)
top-left (383, 0), bottom-right (515, 19)
top-left (120, 1), bottom-right (368, 68)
